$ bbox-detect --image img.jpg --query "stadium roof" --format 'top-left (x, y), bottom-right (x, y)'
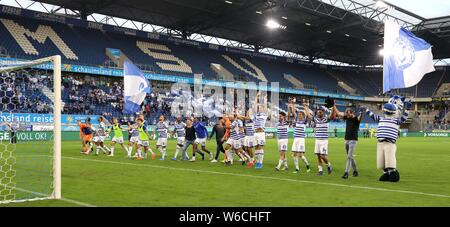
top-left (13, 0), bottom-right (450, 66)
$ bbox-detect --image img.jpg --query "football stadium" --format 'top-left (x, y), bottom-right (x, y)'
top-left (0, 0), bottom-right (449, 209)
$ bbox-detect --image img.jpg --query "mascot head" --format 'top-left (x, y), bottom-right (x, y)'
top-left (383, 103), bottom-right (398, 117)
top-left (386, 95), bottom-right (405, 118)
top-left (388, 95), bottom-right (405, 111)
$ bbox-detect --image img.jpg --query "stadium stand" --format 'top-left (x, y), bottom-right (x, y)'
top-left (1, 13), bottom-right (449, 98)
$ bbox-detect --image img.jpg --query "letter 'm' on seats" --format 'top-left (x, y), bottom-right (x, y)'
top-left (136, 41), bottom-right (192, 74)
top-left (0, 18), bottom-right (79, 60)
top-left (222, 55), bottom-right (267, 82)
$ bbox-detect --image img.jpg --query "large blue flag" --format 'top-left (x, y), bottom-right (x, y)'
top-left (383, 20), bottom-right (435, 93)
top-left (123, 60), bottom-right (151, 114)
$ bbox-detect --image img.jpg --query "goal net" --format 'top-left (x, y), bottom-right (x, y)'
top-left (0, 56), bottom-right (61, 204)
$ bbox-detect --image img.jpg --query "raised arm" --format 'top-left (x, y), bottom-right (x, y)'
top-left (303, 102), bottom-right (313, 120)
top-left (365, 107), bottom-right (380, 122)
top-left (252, 92), bottom-right (260, 114)
top-left (399, 99), bottom-right (413, 124)
top-left (332, 105), bottom-right (344, 119)
top-left (357, 110), bottom-right (363, 122)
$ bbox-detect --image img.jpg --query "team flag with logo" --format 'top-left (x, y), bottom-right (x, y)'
top-left (123, 60), bottom-right (151, 114)
top-left (383, 20), bottom-right (435, 93)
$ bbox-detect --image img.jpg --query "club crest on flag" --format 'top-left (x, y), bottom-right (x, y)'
top-left (383, 20), bottom-right (435, 93)
top-left (393, 36), bottom-right (415, 70)
top-left (123, 60), bottom-right (151, 114)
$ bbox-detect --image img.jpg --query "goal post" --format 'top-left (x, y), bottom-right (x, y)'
top-left (0, 55), bottom-right (61, 204)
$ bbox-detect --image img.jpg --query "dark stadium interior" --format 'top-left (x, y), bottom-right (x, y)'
top-left (32, 0), bottom-right (450, 66)
top-left (0, 0), bottom-right (449, 129)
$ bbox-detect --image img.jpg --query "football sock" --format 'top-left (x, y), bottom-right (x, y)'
top-left (301, 155), bottom-right (309, 166)
top-left (103, 146), bottom-right (111, 152)
top-left (174, 145), bottom-right (181, 158)
top-left (110, 147), bottom-right (114, 155)
top-left (294, 156), bottom-right (299, 170)
top-left (318, 165), bottom-right (323, 172)
top-left (128, 146), bottom-right (133, 155)
top-left (277, 159), bottom-right (283, 169)
top-left (260, 151), bottom-right (264, 164)
top-left (162, 147), bottom-right (167, 158)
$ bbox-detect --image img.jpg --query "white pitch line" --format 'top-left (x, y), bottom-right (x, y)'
top-left (4, 186), bottom-right (96, 207)
top-left (63, 156), bottom-right (450, 199)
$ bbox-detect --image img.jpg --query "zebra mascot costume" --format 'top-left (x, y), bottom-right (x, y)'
top-left (365, 95), bottom-right (412, 182)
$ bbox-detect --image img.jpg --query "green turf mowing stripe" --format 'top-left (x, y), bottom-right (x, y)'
top-left (62, 156), bottom-right (450, 199)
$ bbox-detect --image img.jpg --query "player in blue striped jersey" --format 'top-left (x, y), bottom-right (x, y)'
top-left (223, 114), bottom-right (246, 165)
top-left (152, 115), bottom-right (169, 160)
top-left (275, 112), bottom-right (290, 171)
top-left (252, 93), bottom-right (271, 169)
top-left (171, 116), bottom-right (186, 160)
top-left (305, 104), bottom-right (333, 176)
top-left (236, 110), bottom-right (256, 168)
top-left (287, 98), bottom-right (311, 173)
top-left (365, 97), bottom-right (412, 182)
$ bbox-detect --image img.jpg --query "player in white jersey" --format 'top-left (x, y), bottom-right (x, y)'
top-left (253, 93), bottom-right (270, 169)
top-left (92, 117), bottom-right (111, 155)
top-left (275, 112), bottom-right (290, 171)
top-left (171, 116), bottom-right (186, 160)
top-left (153, 115), bottom-right (169, 160)
top-left (305, 104), bottom-right (333, 176)
top-left (236, 110), bottom-right (256, 168)
top-left (223, 114), bottom-right (246, 166)
top-left (287, 98), bottom-right (310, 173)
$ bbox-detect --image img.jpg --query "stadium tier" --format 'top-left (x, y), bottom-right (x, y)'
top-left (0, 13), bottom-right (449, 99)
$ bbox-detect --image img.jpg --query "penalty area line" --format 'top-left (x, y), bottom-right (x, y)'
top-left (63, 156), bottom-right (450, 200)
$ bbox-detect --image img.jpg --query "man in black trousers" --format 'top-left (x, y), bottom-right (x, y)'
top-left (208, 117), bottom-right (226, 163)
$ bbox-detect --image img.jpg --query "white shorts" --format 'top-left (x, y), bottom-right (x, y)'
top-left (93, 136), bottom-right (105, 143)
top-left (292, 138), bottom-right (306, 152)
top-left (255, 132), bottom-right (266, 146)
top-left (138, 140), bottom-right (150, 147)
top-left (112, 137), bottom-right (124, 144)
top-left (244, 136), bottom-right (256, 148)
top-left (195, 138), bottom-right (207, 147)
top-left (377, 142), bottom-right (397, 169)
top-left (226, 138), bottom-right (242, 150)
top-left (177, 137), bottom-right (185, 146)
top-left (314, 140), bottom-right (329, 155)
top-left (157, 138), bottom-right (167, 147)
top-left (278, 139), bottom-right (288, 151)
top-left (130, 136), bottom-right (139, 143)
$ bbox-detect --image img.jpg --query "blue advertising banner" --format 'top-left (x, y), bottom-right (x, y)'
top-left (0, 113), bottom-right (100, 124)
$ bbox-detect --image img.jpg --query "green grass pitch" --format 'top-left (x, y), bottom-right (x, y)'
top-left (1, 137), bottom-right (450, 207)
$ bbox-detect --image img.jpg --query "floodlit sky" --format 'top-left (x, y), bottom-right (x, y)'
top-left (385, 0), bottom-right (450, 19)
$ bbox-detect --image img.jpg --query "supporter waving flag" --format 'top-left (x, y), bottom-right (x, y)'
top-left (123, 60), bottom-right (151, 114)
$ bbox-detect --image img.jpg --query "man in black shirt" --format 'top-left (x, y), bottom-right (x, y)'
top-left (208, 117), bottom-right (226, 163)
top-left (332, 106), bottom-right (362, 179)
top-left (182, 119), bottom-right (204, 161)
